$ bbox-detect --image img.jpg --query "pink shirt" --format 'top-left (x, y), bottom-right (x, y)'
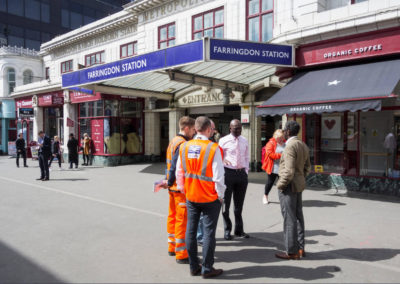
top-left (218, 133), bottom-right (249, 174)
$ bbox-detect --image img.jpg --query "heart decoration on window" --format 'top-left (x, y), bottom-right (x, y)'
top-left (324, 119), bottom-right (336, 130)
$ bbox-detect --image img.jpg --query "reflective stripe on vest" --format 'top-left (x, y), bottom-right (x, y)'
top-left (184, 173), bottom-right (213, 182)
top-left (175, 238), bottom-right (185, 244)
top-left (202, 143), bottom-right (214, 176)
top-left (181, 141), bottom-right (189, 173)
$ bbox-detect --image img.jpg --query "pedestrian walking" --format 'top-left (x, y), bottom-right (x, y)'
top-left (218, 119), bottom-right (250, 240)
top-left (67, 133), bottom-right (79, 169)
top-left (165, 116), bottom-right (196, 264)
top-left (15, 133), bottom-right (28, 168)
top-left (275, 120), bottom-right (311, 260)
top-left (176, 116), bottom-right (225, 278)
top-left (82, 133), bottom-right (91, 166)
top-left (37, 131), bottom-right (51, 181)
top-left (48, 136), bottom-right (62, 170)
top-left (261, 129), bottom-right (285, 204)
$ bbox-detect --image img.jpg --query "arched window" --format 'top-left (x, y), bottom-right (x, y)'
top-left (23, 70), bottom-right (33, 85)
top-left (7, 68), bottom-right (16, 94)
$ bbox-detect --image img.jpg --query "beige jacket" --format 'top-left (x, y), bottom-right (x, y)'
top-left (277, 136), bottom-right (311, 192)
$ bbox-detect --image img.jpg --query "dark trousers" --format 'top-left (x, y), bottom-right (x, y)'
top-left (265, 173), bottom-right (278, 195)
top-left (222, 168), bottom-right (248, 235)
top-left (186, 199), bottom-right (221, 274)
top-left (278, 185), bottom-right (305, 254)
top-left (83, 154), bottom-right (89, 165)
top-left (48, 154), bottom-right (61, 168)
top-left (69, 162), bottom-right (78, 168)
top-left (38, 153), bottom-right (50, 179)
top-left (16, 150), bottom-right (27, 167)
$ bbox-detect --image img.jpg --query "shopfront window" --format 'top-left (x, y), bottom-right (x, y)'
top-left (247, 0), bottom-right (273, 42)
top-left (44, 107), bottom-right (63, 140)
top-left (158, 22), bottom-right (175, 49)
top-left (78, 98), bottom-right (144, 155)
top-left (192, 7), bottom-right (224, 40)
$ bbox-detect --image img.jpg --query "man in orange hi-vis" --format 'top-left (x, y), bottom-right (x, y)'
top-left (165, 116), bottom-right (196, 264)
top-left (176, 116), bottom-right (226, 279)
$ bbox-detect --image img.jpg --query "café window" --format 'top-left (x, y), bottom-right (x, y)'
top-left (78, 98), bottom-right (144, 155)
top-left (120, 42), bottom-right (137, 58)
top-left (247, 0), bottom-right (273, 42)
top-left (85, 51), bottom-right (105, 67)
top-left (192, 7), bottom-right (224, 40)
top-left (61, 60), bottom-right (73, 74)
top-left (158, 22), bottom-right (175, 49)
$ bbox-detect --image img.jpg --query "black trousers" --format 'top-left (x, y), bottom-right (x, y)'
top-left (16, 149), bottom-right (27, 167)
top-left (222, 168), bottom-right (248, 235)
top-left (38, 153), bottom-right (50, 179)
top-left (265, 173), bottom-right (278, 195)
top-left (83, 154), bottom-right (89, 165)
top-left (48, 154), bottom-right (62, 168)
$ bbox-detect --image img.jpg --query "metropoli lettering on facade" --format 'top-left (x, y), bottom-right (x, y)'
top-left (324, 44), bottom-right (383, 59)
top-left (87, 59), bottom-right (147, 80)
top-left (213, 46), bottom-right (290, 59)
top-left (289, 105), bottom-right (333, 112)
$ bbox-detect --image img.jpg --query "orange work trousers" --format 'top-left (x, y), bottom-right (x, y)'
top-left (167, 191), bottom-right (188, 260)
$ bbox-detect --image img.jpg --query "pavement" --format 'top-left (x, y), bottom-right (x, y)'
top-left (0, 156), bottom-right (399, 283)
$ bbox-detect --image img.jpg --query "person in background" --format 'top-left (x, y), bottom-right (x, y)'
top-left (275, 121), bottom-right (311, 260)
top-left (213, 129), bottom-right (221, 143)
top-left (16, 133), bottom-right (28, 168)
top-left (82, 133), bottom-right (91, 166)
top-left (89, 136), bottom-right (96, 165)
top-left (48, 136), bottom-right (62, 170)
top-left (261, 129), bottom-right (285, 204)
top-left (67, 133), bottom-right (79, 169)
top-left (176, 116), bottom-right (225, 278)
top-left (164, 116), bottom-right (196, 264)
top-left (37, 131), bottom-right (51, 181)
top-left (219, 119), bottom-right (250, 240)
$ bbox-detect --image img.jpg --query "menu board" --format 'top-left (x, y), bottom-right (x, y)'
top-left (91, 119), bottom-right (104, 154)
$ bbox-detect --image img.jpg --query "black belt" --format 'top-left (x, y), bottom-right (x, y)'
top-left (225, 167), bottom-right (246, 172)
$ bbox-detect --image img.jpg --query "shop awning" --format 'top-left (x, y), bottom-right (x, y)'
top-left (62, 38), bottom-right (294, 98)
top-left (256, 59), bottom-right (400, 116)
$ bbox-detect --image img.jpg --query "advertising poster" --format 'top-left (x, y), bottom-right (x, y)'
top-left (8, 142), bottom-right (17, 157)
top-left (91, 119), bottom-right (104, 154)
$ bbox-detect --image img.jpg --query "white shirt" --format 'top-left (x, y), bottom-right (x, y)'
top-left (218, 133), bottom-right (249, 174)
top-left (176, 134), bottom-right (226, 199)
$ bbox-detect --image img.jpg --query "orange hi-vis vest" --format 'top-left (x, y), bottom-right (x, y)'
top-left (179, 139), bottom-right (219, 203)
top-left (166, 135), bottom-right (186, 191)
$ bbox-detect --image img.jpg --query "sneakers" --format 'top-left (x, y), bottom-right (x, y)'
top-left (202, 268), bottom-right (223, 278)
top-left (176, 258), bottom-right (189, 264)
top-left (263, 195), bottom-right (269, 204)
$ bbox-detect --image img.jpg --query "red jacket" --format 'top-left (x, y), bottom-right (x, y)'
top-left (261, 138), bottom-right (282, 175)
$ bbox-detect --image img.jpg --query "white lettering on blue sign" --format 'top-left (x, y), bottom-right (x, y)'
top-left (87, 65), bottom-right (120, 80)
top-left (188, 145), bottom-right (201, 159)
top-left (122, 59), bottom-right (147, 72)
top-left (212, 46), bottom-right (290, 59)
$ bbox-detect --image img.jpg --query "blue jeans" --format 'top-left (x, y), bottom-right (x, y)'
top-left (186, 199), bottom-right (221, 274)
top-left (197, 213), bottom-right (204, 242)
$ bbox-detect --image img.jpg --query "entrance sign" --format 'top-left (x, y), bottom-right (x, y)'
top-left (62, 38), bottom-right (294, 89)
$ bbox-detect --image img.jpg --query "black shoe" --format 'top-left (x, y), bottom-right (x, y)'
top-left (168, 251), bottom-right (175, 256)
top-left (36, 177), bottom-right (44, 180)
top-left (176, 258), bottom-right (189, 264)
top-left (235, 232), bottom-right (250, 238)
top-left (202, 268), bottom-right (223, 278)
top-left (24, 165), bottom-right (28, 167)
top-left (17, 165), bottom-right (19, 168)
top-left (190, 265), bottom-right (202, 276)
top-left (42, 178), bottom-right (49, 181)
top-left (224, 232), bottom-right (232, 240)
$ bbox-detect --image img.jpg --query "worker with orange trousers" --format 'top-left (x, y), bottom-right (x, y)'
top-left (176, 116), bottom-right (226, 278)
top-left (165, 116), bottom-right (196, 264)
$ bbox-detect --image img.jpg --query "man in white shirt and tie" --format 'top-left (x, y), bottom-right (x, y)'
top-left (218, 119), bottom-right (250, 240)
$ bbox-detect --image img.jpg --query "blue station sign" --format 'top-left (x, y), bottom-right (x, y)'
top-left (62, 38), bottom-right (293, 89)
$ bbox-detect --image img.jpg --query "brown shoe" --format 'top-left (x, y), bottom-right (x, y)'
top-left (275, 252), bottom-right (300, 260)
top-left (202, 268), bottom-right (223, 278)
top-left (190, 265), bottom-right (202, 276)
top-left (299, 249), bottom-right (306, 258)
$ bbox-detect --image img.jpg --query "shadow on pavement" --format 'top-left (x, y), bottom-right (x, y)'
top-left (47, 178), bottom-right (89, 181)
top-left (310, 248), bottom-right (400, 262)
top-left (140, 163), bottom-right (165, 175)
top-left (219, 265), bottom-right (341, 281)
top-left (0, 240), bottom-right (64, 283)
top-left (302, 200), bottom-right (346, 207)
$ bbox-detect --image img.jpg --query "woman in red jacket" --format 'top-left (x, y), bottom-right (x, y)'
top-left (261, 129), bottom-right (285, 204)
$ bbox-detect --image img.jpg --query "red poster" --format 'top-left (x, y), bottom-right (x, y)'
top-left (38, 92), bottom-right (64, 106)
top-left (15, 97), bottom-right (33, 110)
top-left (91, 119), bottom-right (104, 154)
top-left (70, 91), bottom-right (102, 103)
